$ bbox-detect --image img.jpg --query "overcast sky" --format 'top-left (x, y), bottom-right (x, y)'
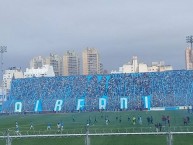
top-left (0, 0), bottom-right (193, 73)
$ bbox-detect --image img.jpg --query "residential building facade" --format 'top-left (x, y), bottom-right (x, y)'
top-left (24, 65), bottom-right (55, 78)
top-left (63, 50), bottom-right (80, 76)
top-left (111, 56), bottom-right (173, 74)
top-left (82, 48), bottom-right (102, 75)
top-left (1, 67), bottom-right (23, 101)
top-left (3, 67), bottom-right (23, 90)
top-left (30, 56), bottom-right (45, 69)
top-left (45, 53), bottom-right (63, 76)
top-left (185, 47), bottom-right (193, 70)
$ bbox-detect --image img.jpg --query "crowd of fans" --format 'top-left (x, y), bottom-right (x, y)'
top-left (2, 70), bottom-right (193, 112)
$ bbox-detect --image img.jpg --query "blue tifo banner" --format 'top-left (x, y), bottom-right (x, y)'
top-left (12, 97), bottom-right (129, 112)
top-left (11, 99), bottom-right (191, 112)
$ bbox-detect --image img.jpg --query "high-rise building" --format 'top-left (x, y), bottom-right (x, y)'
top-left (185, 47), bottom-right (193, 70)
top-left (45, 53), bottom-right (63, 76)
top-left (185, 35), bottom-right (193, 70)
top-left (63, 50), bottom-right (80, 76)
top-left (82, 48), bottom-right (102, 75)
top-left (30, 56), bottom-right (45, 69)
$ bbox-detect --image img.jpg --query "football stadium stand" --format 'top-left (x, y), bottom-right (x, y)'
top-left (2, 70), bottom-right (193, 113)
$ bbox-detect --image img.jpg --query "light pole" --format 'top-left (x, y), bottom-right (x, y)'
top-left (0, 46), bottom-right (7, 102)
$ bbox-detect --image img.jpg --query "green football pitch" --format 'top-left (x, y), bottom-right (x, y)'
top-left (0, 110), bottom-right (193, 145)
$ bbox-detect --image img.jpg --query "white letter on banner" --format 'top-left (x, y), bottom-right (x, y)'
top-left (76, 99), bottom-right (84, 110)
top-left (15, 102), bottom-right (22, 112)
top-left (34, 100), bottom-right (42, 112)
top-left (54, 100), bottom-right (63, 111)
top-left (144, 96), bottom-right (151, 110)
top-left (120, 98), bottom-right (128, 109)
top-left (99, 98), bottom-right (106, 109)
top-left (76, 99), bottom-right (85, 110)
top-left (145, 96), bottom-right (148, 108)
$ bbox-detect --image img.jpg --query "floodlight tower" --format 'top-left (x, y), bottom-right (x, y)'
top-left (0, 46), bottom-right (7, 102)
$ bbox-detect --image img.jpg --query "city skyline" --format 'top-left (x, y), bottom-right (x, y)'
top-left (0, 0), bottom-right (193, 72)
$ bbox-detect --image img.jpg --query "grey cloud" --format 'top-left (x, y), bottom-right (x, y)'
top-left (0, 0), bottom-right (193, 72)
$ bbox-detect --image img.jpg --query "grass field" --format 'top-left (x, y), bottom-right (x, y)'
top-left (0, 110), bottom-right (193, 145)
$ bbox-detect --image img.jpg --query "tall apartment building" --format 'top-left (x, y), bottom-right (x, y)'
top-left (45, 53), bottom-right (63, 76)
top-left (186, 36), bottom-right (193, 70)
top-left (185, 47), bottom-right (193, 70)
top-left (30, 56), bottom-right (45, 69)
top-left (63, 50), bottom-right (80, 76)
top-left (82, 48), bottom-right (102, 75)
